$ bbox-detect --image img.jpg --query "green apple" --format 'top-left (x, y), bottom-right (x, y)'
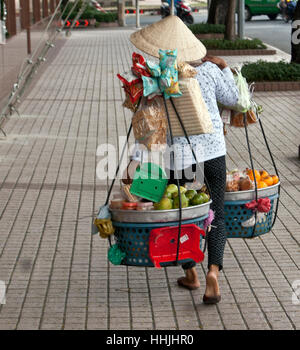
top-left (200, 193), bottom-right (210, 203)
top-left (165, 184), bottom-right (178, 195)
top-left (163, 190), bottom-right (172, 199)
top-left (172, 186), bottom-right (187, 199)
top-left (185, 189), bottom-right (197, 200)
top-left (190, 193), bottom-right (205, 206)
top-left (154, 197), bottom-right (173, 210)
top-left (173, 194), bottom-right (189, 209)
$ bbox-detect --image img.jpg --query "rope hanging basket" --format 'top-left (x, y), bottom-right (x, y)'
top-left (224, 113), bottom-right (280, 239)
top-left (105, 94), bottom-right (212, 268)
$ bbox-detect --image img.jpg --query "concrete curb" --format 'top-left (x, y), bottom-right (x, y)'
top-left (253, 81), bottom-right (300, 91)
top-left (207, 49), bottom-right (276, 56)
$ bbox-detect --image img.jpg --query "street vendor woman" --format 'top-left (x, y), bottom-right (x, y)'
top-left (125, 16), bottom-right (239, 304)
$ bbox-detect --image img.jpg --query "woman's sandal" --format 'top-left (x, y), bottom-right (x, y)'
top-left (202, 294), bottom-right (221, 305)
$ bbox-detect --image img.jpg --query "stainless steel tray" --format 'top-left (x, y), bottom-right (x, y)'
top-left (224, 182), bottom-right (280, 202)
top-left (110, 200), bottom-right (211, 223)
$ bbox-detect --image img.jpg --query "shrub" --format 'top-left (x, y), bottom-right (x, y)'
top-left (188, 23), bottom-right (225, 34)
top-left (94, 12), bottom-right (118, 23)
top-left (61, 2), bottom-right (118, 22)
top-left (202, 38), bottom-right (267, 50)
top-left (241, 60), bottom-right (300, 82)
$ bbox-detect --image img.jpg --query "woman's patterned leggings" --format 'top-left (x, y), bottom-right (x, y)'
top-left (168, 155), bottom-right (227, 271)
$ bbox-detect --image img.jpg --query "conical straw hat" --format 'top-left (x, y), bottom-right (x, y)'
top-left (130, 15), bottom-right (207, 62)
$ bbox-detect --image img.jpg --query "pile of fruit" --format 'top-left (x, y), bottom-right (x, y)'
top-left (153, 184), bottom-right (210, 210)
top-left (226, 168), bottom-right (279, 192)
top-left (246, 169), bottom-right (279, 189)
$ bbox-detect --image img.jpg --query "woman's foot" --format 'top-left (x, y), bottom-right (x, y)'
top-left (203, 266), bottom-right (221, 304)
top-left (177, 267), bottom-right (200, 290)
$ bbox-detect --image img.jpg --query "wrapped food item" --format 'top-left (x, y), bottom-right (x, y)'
top-left (178, 62), bottom-right (197, 79)
top-left (165, 78), bottom-right (214, 137)
top-left (136, 201), bottom-right (154, 211)
top-left (110, 199), bottom-right (124, 209)
top-left (239, 177), bottom-right (254, 191)
top-left (123, 91), bottom-right (139, 112)
top-left (131, 52), bottom-right (151, 78)
top-left (146, 60), bottom-right (161, 77)
top-left (226, 173), bottom-right (239, 192)
top-left (142, 75), bottom-right (161, 98)
top-left (158, 49), bottom-right (182, 99)
top-left (122, 202), bottom-right (138, 210)
top-left (226, 169), bottom-right (254, 192)
top-left (117, 71), bottom-right (143, 104)
top-left (132, 97), bottom-right (167, 151)
top-left (230, 109), bottom-right (258, 128)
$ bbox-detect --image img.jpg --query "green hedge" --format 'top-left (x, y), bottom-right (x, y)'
top-left (202, 38), bottom-right (267, 50)
top-left (241, 60), bottom-right (300, 82)
top-left (188, 23), bottom-right (225, 34)
top-left (94, 12), bottom-right (118, 23)
top-left (61, 1), bottom-right (117, 22)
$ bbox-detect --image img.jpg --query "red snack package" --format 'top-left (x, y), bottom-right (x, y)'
top-left (117, 71), bottom-right (143, 104)
top-left (131, 52), bottom-right (151, 78)
top-left (132, 52), bottom-right (146, 66)
top-left (117, 71), bottom-right (140, 86)
top-left (123, 82), bottom-right (143, 104)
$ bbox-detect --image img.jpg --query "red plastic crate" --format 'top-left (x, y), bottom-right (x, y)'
top-left (149, 224), bottom-right (206, 268)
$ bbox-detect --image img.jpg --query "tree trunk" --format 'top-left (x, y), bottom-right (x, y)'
top-left (207, 0), bottom-right (229, 25)
top-left (225, 0), bottom-right (236, 40)
top-left (208, 0), bottom-right (236, 39)
top-left (291, 1), bottom-right (300, 64)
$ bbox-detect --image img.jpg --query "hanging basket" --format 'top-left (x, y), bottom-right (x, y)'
top-left (225, 192), bottom-right (279, 239)
top-left (113, 215), bottom-right (208, 267)
top-left (224, 113), bottom-right (280, 238)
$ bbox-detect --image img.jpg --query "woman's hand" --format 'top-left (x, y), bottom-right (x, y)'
top-left (202, 55), bottom-right (228, 70)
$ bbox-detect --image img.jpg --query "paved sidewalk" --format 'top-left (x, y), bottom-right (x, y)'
top-left (0, 28), bottom-right (299, 330)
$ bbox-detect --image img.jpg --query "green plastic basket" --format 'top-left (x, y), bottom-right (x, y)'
top-left (130, 162), bottom-right (168, 203)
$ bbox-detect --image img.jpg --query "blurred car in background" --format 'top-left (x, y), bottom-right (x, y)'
top-left (245, 0), bottom-right (281, 21)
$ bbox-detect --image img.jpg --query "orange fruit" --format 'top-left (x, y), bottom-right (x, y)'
top-left (257, 181), bottom-right (268, 189)
top-left (246, 169), bottom-right (261, 182)
top-left (262, 175), bottom-right (273, 187)
top-left (260, 170), bottom-right (269, 178)
top-left (271, 175), bottom-right (279, 185)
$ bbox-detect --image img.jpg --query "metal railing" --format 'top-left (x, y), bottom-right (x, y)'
top-left (0, 0), bottom-right (90, 136)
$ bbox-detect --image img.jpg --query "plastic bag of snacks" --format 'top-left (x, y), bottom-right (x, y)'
top-left (117, 71), bottom-right (143, 104)
top-left (123, 91), bottom-right (140, 112)
top-left (230, 109), bottom-right (258, 128)
top-left (158, 49), bottom-right (182, 99)
top-left (178, 62), bottom-right (197, 79)
top-left (142, 75), bottom-right (161, 99)
top-left (131, 52), bottom-right (151, 78)
top-left (226, 169), bottom-right (254, 192)
top-left (132, 97), bottom-right (167, 151)
top-left (146, 60), bottom-right (162, 78)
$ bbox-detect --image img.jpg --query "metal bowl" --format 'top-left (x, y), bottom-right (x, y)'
top-left (224, 182), bottom-right (280, 202)
top-left (110, 200), bottom-right (211, 223)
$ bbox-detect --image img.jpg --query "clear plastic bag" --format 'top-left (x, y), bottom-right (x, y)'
top-left (232, 68), bottom-right (252, 113)
top-left (230, 109), bottom-right (258, 128)
top-left (226, 169), bottom-right (254, 192)
top-left (178, 62), bottom-right (197, 79)
top-left (132, 97), bottom-right (167, 151)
